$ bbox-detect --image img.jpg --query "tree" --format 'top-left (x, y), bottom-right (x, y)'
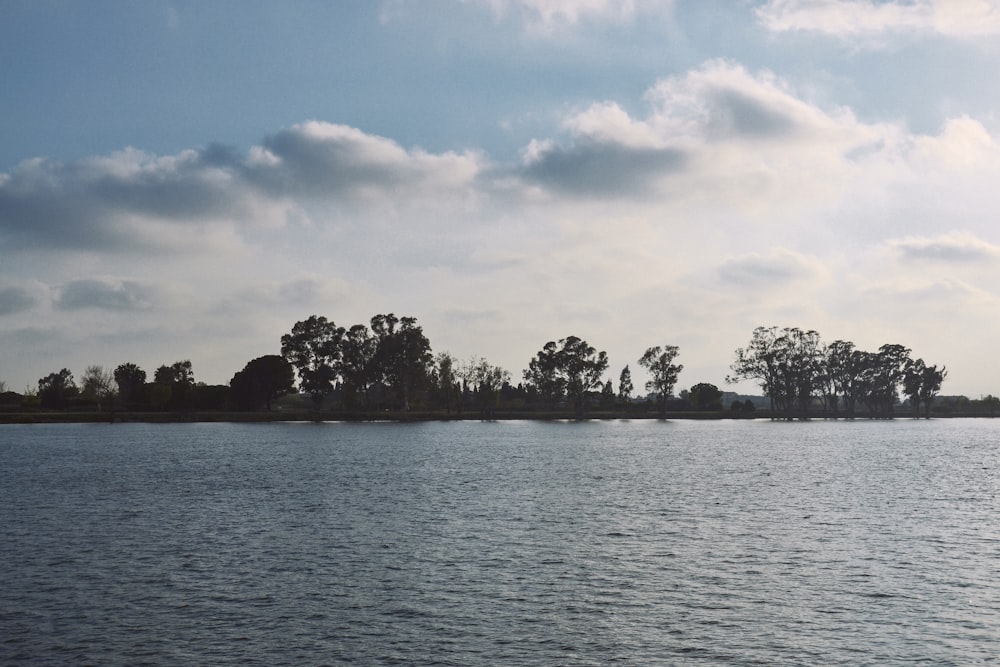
top-left (81, 365), bottom-right (116, 411)
top-left (618, 365), bottom-right (633, 405)
top-left (559, 336), bottom-right (609, 417)
top-left (370, 314), bottom-right (433, 411)
top-left (524, 336), bottom-right (608, 417)
top-left (114, 363), bottom-right (147, 408)
top-left (340, 323), bottom-right (377, 410)
top-left (861, 344), bottom-right (911, 418)
top-left (728, 327), bottom-right (822, 419)
top-left (430, 352), bottom-right (461, 413)
top-left (689, 382), bottom-right (723, 411)
top-left (461, 356), bottom-right (510, 416)
top-left (38, 369), bottom-right (77, 409)
top-left (639, 345), bottom-right (683, 415)
top-left (230, 355), bottom-right (295, 411)
top-left (524, 341), bottom-right (565, 409)
top-left (904, 359), bottom-right (947, 419)
top-left (153, 360), bottom-right (195, 410)
top-left (281, 315), bottom-right (344, 408)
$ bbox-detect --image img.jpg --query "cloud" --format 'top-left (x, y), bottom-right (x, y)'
top-left (249, 121), bottom-right (483, 200)
top-left (0, 286), bottom-right (40, 316)
top-left (463, 0), bottom-right (674, 31)
top-left (757, 0), bottom-right (1000, 39)
top-left (889, 231), bottom-right (1000, 262)
top-left (0, 122), bottom-right (485, 253)
top-left (717, 248), bottom-right (825, 286)
top-left (516, 61), bottom-right (882, 200)
top-left (57, 278), bottom-right (160, 311)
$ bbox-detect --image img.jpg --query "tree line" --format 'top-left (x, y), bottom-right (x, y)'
top-left (5, 317), bottom-right (949, 419)
top-left (728, 326), bottom-right (947, 419)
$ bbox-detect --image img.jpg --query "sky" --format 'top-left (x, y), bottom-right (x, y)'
top-left (4, 0), bottom-right (1000, 398)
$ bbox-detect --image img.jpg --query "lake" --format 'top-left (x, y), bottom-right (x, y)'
top-left (2, 419), bottom-right (999, 665)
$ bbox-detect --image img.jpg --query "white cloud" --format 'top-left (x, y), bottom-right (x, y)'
top-left (465, 0), bottom-right (673, 30)
top-left (757, 0), bottom-right (1000, 39)
top-left (888, 231), bottom-right (1000, 262)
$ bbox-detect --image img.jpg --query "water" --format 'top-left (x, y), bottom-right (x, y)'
top-left (2, 419), bottom-right (999, 665)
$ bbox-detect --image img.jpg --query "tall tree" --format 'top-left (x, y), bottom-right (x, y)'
top-left (154, 360), bottom-right (195, 410)
top-left (81, 365), bottom-right (116, 411)
top-left (524, 341), bottom-right (565, 409)
top-left (281, 315), bottom-right (344, 408)
top-left (525, 336), bottom-right (608, 417)
top-left (230, 355), bottom-right (295, 411)
top-left (340, 323), bottom-right (377, 410)
top-left (618, 365), bottom-right (633, 405)
top-left (114, 362), bottom-right (147, 408)
top-left (639, 345), bottom-right (683, 415)
top-left (461, 356), bottom-right (510, 415)
top-left (370, 314), bottom-right (433, 411)
top-left (431, 352), bottom-right (461, 413)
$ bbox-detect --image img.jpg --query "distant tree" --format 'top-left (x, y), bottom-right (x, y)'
top-left (728, 327), bottom-right (822, 419)
top-left (153, 360), bottom-right (195, 410)
top-left (81, 365), bottom-right (116, 411)
top-left (639, 345), bottom-right (683, 415)
top-left (281, 315), bottom-right (344, 408)
top-left (230, 355), bottom-right (295, 411)
top-left (601, 379), bottom-right (616, 407)
top-left (370, 314), bottom-right (433, 411)
top-left (689, 382), bottom-right (723, 411)
top-left (461, 356), bottom-right (510, 416)
top-left (430, 352), bottom-right (461, 413)
top-left (861, 344), bottom-right (911, 418)
top-left (524, 341), bottom-right (565, 409)
top-left (917, 359), bottom-right (948, 419)
top-left (38, 369), bottom-right (77, 409)
top-left (618, 365), bottom-right (633, 404)
top-left (340, 323), bottom-right (377, 410)
top-left (114, 363), bottom-right (147, 408)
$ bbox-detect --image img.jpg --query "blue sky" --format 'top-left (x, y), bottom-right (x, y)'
top-left (3, 0), bottom-right (1000, 397)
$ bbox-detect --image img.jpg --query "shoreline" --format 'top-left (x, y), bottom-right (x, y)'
top-left (0, 409), bottom-right (996, 424)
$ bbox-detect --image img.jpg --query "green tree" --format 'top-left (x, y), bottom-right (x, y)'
top-left (281, 315), bottom-right (344, 408)
top-left (114, 362), bottom-right (147, 408)
top-left (639, 345), bottom-right (683, 415)
top-left (230, 355), bottom-right (295, 411)
top-left (431, 352), bottom-right (461, 413)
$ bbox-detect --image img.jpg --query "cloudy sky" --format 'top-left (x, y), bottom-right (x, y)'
top-left (4, 0), bottom-right (1000, 397)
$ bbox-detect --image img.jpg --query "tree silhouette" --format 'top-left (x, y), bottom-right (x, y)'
top-left (230, 355), bottom-right (295, 411)
top-left (281, 316), bottom-right (344, 408)
top-left (639, 345), bottom-right (683, 416)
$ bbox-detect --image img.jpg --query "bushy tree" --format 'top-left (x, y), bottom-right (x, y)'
top-left (639, 345), bottom-right (683, 415)
top-left (524, 336), bottom-right (608, 417)
top-left (230, 355), bottom-right (295, 411)
top-left (689, 382), bottom-right (723, 410)
top-left (38, 369), bottom-right (77, 409)
top-left (114, 362), bottom-right (147, 408)
top-left (370, 314), bottom-right (433, 411)
top-left (81, 365), bottom-right (116, 411)
top-left (281, 316), bottom-right (344, 408)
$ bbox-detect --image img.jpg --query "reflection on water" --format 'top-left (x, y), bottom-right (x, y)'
top-left (2, 419), bottom-right (999, 665)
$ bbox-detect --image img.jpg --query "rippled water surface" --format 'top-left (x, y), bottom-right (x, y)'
top-left (2, 419), bottom-right (1000, 665)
